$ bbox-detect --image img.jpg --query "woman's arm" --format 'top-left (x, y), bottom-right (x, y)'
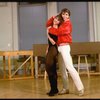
top-left (45, 33), bottom-right (56, 55)
top-left (47, 32), bottom-right (56, 45)
top-left (45, 45), bottom-right (49, 55)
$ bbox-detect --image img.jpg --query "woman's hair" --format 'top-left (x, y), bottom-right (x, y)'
top-left (60, 8), bottom-right (71, 16)
top-left (55, 14), bottom-right (63, 27)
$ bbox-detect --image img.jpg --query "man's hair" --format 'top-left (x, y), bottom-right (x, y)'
top-left (61, 8), bottom-right (71, 16)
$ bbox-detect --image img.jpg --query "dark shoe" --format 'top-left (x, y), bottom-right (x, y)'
top-left (46, 90), bottom-right (53, 95)
top-left (48, 91), bottom-right (58, 96)
top-left (47, 90), bottom-right (58, 96)
top-left (46, 91), bottom-right (50, 95)
top-left (46, 92), bottom-right (49, 95)
top-left (58, 89), bottom-right (69, 95)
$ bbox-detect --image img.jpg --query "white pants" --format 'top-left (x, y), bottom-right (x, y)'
top-left (58, 44), bottom-right (84, 91)
top-left (58, 52), bottom-right (69, 90)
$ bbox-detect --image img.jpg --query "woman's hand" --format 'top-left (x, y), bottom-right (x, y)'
top-left (49, 37), bottom-right (56, 45)
top-left (52, 16), bottom-right (55, 19)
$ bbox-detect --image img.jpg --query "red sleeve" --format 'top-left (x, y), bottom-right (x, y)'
top-left (49, 27), bottom-right (58, 36)
top-left (46, 16), bottom-right (55, 27)
top-left (58, 22), bottom-right (72, 36)
top-left (48, 21), bottom-right (72, 36)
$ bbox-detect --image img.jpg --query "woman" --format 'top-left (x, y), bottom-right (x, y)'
top-left (45, 14), bottom-right (63, 96)
top-left (48, 8), bottom-right (84, 96)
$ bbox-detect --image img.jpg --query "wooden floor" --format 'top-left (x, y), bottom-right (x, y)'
top-left (0, 75), bottom-right (100, 99)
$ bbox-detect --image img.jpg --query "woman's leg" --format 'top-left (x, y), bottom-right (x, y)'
top-left (58, 45), bottom-right (84, 91)
top-left (45, 46), bottom-right (58, 95)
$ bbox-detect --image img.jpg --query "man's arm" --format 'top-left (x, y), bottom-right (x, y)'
top-left (46, 16), bottom-right (55, 27)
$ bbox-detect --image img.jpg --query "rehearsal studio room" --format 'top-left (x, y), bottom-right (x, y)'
top-left (0, 2), bottom-right (100, 99)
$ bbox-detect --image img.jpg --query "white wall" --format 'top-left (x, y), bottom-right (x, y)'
top-left (0, 2), bottom-right (18, 51)
top-left (11, 2), bottom-right (19, 51)
top-left (47, 2), bottom-right (57, 18)
top-left (88, 2), bottom-right (95, 42)
top-left (88, 2), bottom-right (100, 42)
top-left (0, 2), bottom-right (100, 51)
top-left (95, 2), bottom-right (100, 41)
top-left (0, 2), bottom-right (57, 51)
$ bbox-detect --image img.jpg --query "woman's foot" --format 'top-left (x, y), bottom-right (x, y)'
top-left (47, 89), bottom-right (58, 96)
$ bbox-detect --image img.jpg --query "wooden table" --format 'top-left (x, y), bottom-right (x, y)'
top-left (70, 42), bottom-right (100, 73)
top-left (33, 44), bottom-right (47, 78)
top-left (33, 43), bottom-right (100, 78)
top-left (0, 50), bottom-right (34, 80)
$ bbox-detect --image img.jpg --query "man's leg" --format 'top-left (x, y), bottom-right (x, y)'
top-left (58, 52), bottom-right (69, 94)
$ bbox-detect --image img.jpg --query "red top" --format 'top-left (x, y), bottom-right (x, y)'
top-left (46, 16), bottom-right (72, 45)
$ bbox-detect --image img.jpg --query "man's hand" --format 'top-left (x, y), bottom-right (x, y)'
top-left (47, 26), bottom-right (52, 30)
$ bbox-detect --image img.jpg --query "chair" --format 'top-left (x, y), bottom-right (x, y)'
top-left (44, 70), bottom-right (47, 79)
top-left (77, 55), bottom-right (90, 78)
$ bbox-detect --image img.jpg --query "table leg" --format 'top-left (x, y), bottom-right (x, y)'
top-left (23, 56), bottom-right (27, 76)
top-left (30, 55), bottom-right (34, 78)
top-left (3, 56), bottom-right (6, 78)
top-left (98, 54), bottom-right (100, 72)
top-left (8, 56), bottom-right (11, 80)
top-left (35, 56), bottom-right (38, 78)
top-left (96, 54), bottom-right (100, 72)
